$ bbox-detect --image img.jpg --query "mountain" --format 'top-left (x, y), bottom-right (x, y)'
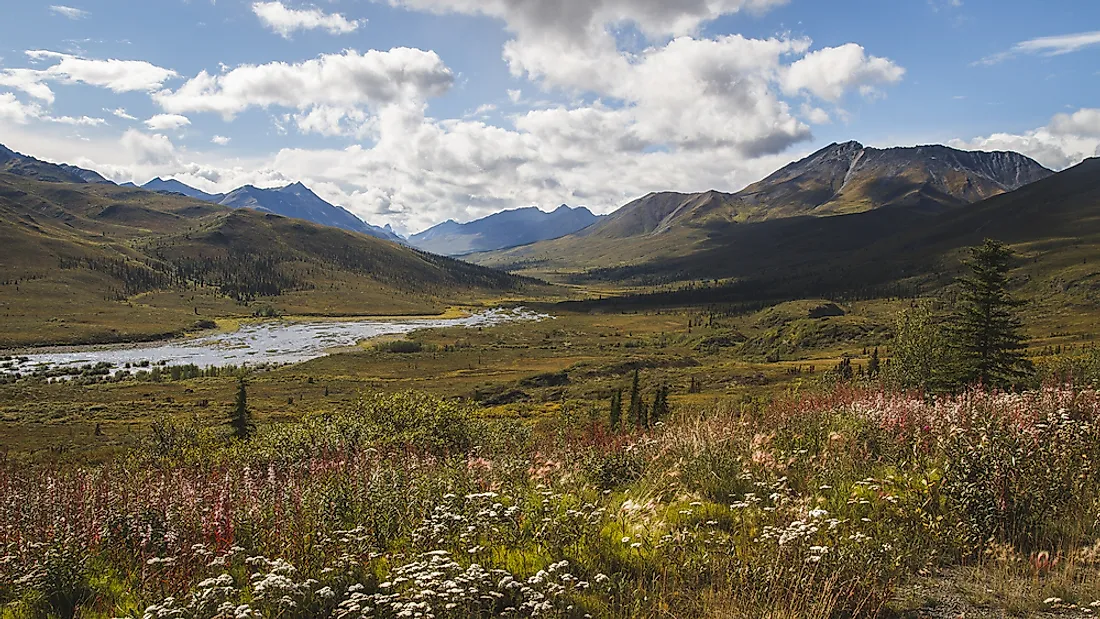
top-left (409, 205), bottom-right (602, 256)
top-left (472, 142), bottom-right (1053, 279)
top-left (136, 177), bottom-right (403, 243)
top-left (0, 171), bottom-right (541, 347)
top-left (218, 182), bottom-right (403, 243)
top-left (555, 157), bottom-right (1100, 312)
top-left (0, 143), bottom-right (115, 185)
top-left (142, 177), bottom-right (224, 202)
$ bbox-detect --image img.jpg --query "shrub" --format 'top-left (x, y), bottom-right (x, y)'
top-left (374, 339), bottom-right (426, 353)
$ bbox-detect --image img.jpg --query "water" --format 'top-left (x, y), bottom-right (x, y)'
top-left (1, 307), bottom-right (547, 377)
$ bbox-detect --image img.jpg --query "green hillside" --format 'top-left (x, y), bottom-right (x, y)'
top-left (0, 173), bottom-right (544, 347)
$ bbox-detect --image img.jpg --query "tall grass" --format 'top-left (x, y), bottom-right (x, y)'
top-left (5, 386), bottom-right (1100, 617)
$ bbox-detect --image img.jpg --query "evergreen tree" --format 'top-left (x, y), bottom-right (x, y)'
top-left (628, 369), bottom-right (642, 429)
top-left (834, 357), bottom-right (854, 382)
top-left (650, 386), bottom-right (669, 426)
top-left (952, 239), bottom-right (1033, 389)
top-left (609, 390), bottom-right (622, 431)
top-left (230, 378), bottom-right (254, 440)
top-left (868, 347), bottom-right (881, 378)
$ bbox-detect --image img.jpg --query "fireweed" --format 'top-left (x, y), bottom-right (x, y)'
top-left (5, 387), bottom-right (1100, 617)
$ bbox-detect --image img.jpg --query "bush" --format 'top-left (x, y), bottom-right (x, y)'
top-left (375, 340), bottom-right (428, 353)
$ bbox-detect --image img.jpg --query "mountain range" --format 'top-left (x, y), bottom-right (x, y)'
top-left (408, 205), bottom-right (603, 256)
top-left (135, 178), bottom-right (404, 243)
top-left (471, 141), bottom-right (1054, 281)
top-left (0, 144), bottom-right (403, 243)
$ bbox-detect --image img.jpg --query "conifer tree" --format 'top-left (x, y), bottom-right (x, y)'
top-left (952, 239), bottom-right (1032, 389)
top-left (230, 378), bottom-right (254, 440)
top-left (868, 347), bottom-right (881, 378)
top-left (650, 386), bottom-right (669, 425)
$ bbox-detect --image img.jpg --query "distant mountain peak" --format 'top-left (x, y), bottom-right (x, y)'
top-left (218, 182), bottom-right (402, 243)
top-left (409, 204), bottom-right (603, 256)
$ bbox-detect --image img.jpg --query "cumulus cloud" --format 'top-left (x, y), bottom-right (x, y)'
top-left (0, 69), bottom-right (55, 103)
top-left (252, 1), bottom-right (362, 38)
top-left (144, 113), bottom-right (191, 130)
top-left (211, 135), bottom-right (231, 145)
top-left (121, 129), bottom-right (179, 166)
top-left (16, 50), bottom-right (177, 93)
top-left (0, 93), bottom-right (41, 124)
top-left (49, 5), bottom-right (89, 19)
top-left (153, 48), bottom-right (453, 120)
top-left (977, 30), bottom-right (1100, 65)
top-left (951, 107), bottom-right (1100, 170)
top-left (0, 92), bottom-right (105, 126)
top-left (782, 44), bottom-right (905, 101)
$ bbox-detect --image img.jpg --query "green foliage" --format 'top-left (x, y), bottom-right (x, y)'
top-left (943, 393), bottom-right (1100, 552)
top-left (951, 239), bottom-right (1033, 389)
top-left (884, 302), bottom-right (955, 392)
top-left (609, 389), bottom-right (622, 431)
top-left (375, 339), bottom-right (428, 353)
top-left (230, 378), bottom-right (253, 441)
top-left (14, 547), bottom-right (97, 619)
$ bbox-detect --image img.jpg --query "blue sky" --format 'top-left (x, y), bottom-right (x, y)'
top-left (0, 0), bottom-right (1097, 232)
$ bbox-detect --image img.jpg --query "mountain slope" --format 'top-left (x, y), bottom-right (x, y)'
top-left (473, 142), bottom-right (1052, 278)
top-left (0, 172), bottom-right (541, 347)
top-left (557, 158), bottom-right (1100, 311)
top-left (409, 205), bottom-right (602, 256)
top-left (0, 143), bottom-right (113, 185)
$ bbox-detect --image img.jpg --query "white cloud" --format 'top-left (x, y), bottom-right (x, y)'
top-left (1049, 108), bottom-right (1100, 138)
top-left (121, 129), bottom-right (179, 166)
top-left (977, 30), bottom-right (1100, 65)
top-left (800, 104), bottom-right (831, 125)
top-left (211, 135), bottom-right (231, 145)
top-left (951, 107), bottom-right (1100, 170)
top-left (107, 107), bottom-right (137, 120)
top-left (252, 1), bottom-right (361, 38)
top-left (782, 44), bottom-right (905, 101)
top-left (0, 69), bottom-right (55, 103)
top-left (50, 114), bottom-right (106, 126)
top-left (153, 48), bottom-right (452, 120)
top-left (144, 113), bottom-right (191, 130)
top-left (0, 92), bottom-right (105, 126)
top-left (17, 50), bottom-right (177, 93)
top-left (0, 93), bottom-right (41, 124)
top-left (49, 5), bottom-right (89, 19)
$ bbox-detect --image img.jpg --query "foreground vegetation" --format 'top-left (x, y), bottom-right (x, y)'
top-left (8, 383), bottom-right (1100, 617)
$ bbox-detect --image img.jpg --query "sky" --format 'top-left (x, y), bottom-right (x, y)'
top-left (0, 1), bottom-right (1097, 234)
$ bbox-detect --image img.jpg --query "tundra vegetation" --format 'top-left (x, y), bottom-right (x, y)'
top-left (5, 241), bottom-right (1100, 617)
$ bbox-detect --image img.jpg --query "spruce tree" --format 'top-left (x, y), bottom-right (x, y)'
top-left (868, 347), bottom-right (881, 378)
top-left (230, 378), bottom-right (254, 440)
top-left (609, 390), bottom-right (622, 431)
top-left (650, 386), bottom-right (669, 426)
top-left (952, 239), bottom-right (1032, 389)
